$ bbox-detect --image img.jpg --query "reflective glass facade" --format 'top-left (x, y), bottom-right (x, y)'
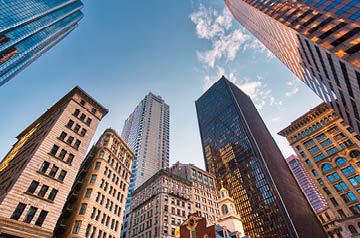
top-left (225, 0), bottom-right (360, 136)
top-left (196, 77), bottom-right (326, 238)
top-left (0, 0), bottom-right (84, 86)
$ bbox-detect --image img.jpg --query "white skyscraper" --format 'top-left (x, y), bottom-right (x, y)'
top-left (121, 92), bottom-right (169, 201)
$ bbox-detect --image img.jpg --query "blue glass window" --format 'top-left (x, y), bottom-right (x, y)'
top-left (336, 157), bottom-right (347, 165)
top-left (348, 166), bottom-right (355, 173)
top-left (334, 184), bottom-right (342, 191)
top-left (350, 11), bottom-right (360, 20)
top-left (312, 169), bottom-right (319, 176)
top-left (342, 168), bottom-right (350, 176)
top-left (336, 0), bottom-right (359, 15)
top-left (327, 175), bottom-right (335, 182)
top-left (348, 192), bottom-right (357, 201)
top-left (296, 145), bottom-right (302, 150)
top-left (300, 151), bottom-right (306, 158)
top-left (322, 164), bottom-right (333, 172)
top-left (325, 0), bottom-right (343, 11)
top-left (340, 182), bottom-right (348, 190)
top-left (306, 160), bottom-right (311, 166)
top-left (349, 178), bottom-right (358, 186)
top-left (333, 172), bottom-right (341, 180)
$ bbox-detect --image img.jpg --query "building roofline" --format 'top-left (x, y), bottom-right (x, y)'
top-left (103, 128), bottom-right (135, 157)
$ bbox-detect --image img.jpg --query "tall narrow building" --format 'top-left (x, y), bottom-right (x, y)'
top-left (121, 93), bottom-right (169, 237)
top-left (195, 76), bottom-right (327, 238)
top-left (0, 86), bottom-right (107, 238)
top-left (224, 0), bottom-right (360, 134)
top-left (0, 0), bottom-right (84, 87)
top-left (53, 129), bottom-right (134, 238)
top-left (285, 155), bottom-right (328, 213)
top-left (279, 102), bottom-right (360, 237)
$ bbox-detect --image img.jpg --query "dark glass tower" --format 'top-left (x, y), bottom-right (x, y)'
top-left (0, 0), bottom-right (83, 87)
top-left (195, 76), bottom-right (327, 238)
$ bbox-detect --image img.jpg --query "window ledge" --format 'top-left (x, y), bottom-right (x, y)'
top-left (57, 137), bottom-right (79, 151)
top-left (24, 192), bottom-right (54, 203)
top-left (48, 153), bottom-right (72, 166)
top-left (36, 171), bottom-right (64, 184)
top-left (65, 124), bottom-right (86, 137)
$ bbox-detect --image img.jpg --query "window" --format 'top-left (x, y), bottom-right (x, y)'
top-left (65, 154), bottom-right (74, 165)
top-left (67, 119), bottom-right (74, 128)
top-left (80, 113), bottom-right (86, 120)
top-left (330, 198), bottom-right (339, 206)
top-left (348, 192), bottom-right (357, 201)
top-left (95, 162), bottom-right (101, 170)
top-left (296, 145), bottom-right (302, 150)
top-left (81, 129), bottom-right (87, 136)
top-left (49, 165), bottom-right (59, 177)
top-left (349, 225), bottom-right (358, 234)
top-left (10, 203), bottom-right (26, 220)
top-left (72, 220), bottom-right (82, 234)
top-left (74, 109), bottom-right (80, 116)
top-left (322, 164), bottom-right (333, 172)
top-left (23, 206), bottom-right (38, 223)
top-left (85, 189), bottom-right (93, 198)
top-left (80, 99), bottom-right (86, 105)
top-left (58, 170), bottom-right (67, 181)
top-left (90, 175), bottom-right (97, 184)
top-left (86, 118), bottom-right (92, 126)
top-left (99, 151), bottom-right (104, 158)
top-left (312, 169), bottom-right (318, 176)
top-left (305, 160), bottom-right (311, 166)
top-left (335, 157), bottom-right (347, 165)
top-left (338, 209), bottom-right (346, 219)
top-left (349, 177), bottom-right (359, 186)
top-left (350, 150), bottom-right (360, 158)
top-left (39, 161), bottom-right (50, 174)
top-left (38, 185), bottom-right (49, 197)
top-left (67, 136), bottom-right (74, 144)
top-left (50, 145), bottom-right (59, 156)
top-left (74, 124), bottom-right (80, 133)
top-left (27, 181), bottom-right (39, 193)
top-left (48, 189), bottom-right (58, 201)
top-left (79, 203), bottom-right (87, 215)
top-left (59, 149), bottom-right (67, 159)
top-left (35, 210), bottom-right (48, 226)
top-left (300, 151), bottom-right (306, 158)
top-left (92, 108), bottom-right (97, 113)
top-left (59, 131), bottom-right (67, 140)
top-left (74, 140), bottom-right (81, 149)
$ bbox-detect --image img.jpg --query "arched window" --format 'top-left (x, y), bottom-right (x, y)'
top-left (312, 169), bottom-right (318, 176)
top-left (321, 120), bottom-right (326, 125)
top-left (335, 157), bottom-right (347, 165)
top-left (317, 122), bottom-right (322, 128)
top-left (302, 131), bottom-right (306, 137)
top-left (313, 125), bottom-right (318, 130)
top-left (99, 151), bottom-right (104, 158)
top-left (305, 129), bottom-right (310, 134)
top-left (322, 164), bottom-right (333, 172)
top-left (348, 225), bottom-right (357, 234)
top-left (309, 127), bottom-right (314, 132)
top-left (350, 150), bottom-right (360, 158)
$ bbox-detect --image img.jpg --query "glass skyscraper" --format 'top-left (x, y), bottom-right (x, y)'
top-left (196, 76), bottom-right (326, 238)
top-left (121, 93), bottom-right (169, 237)
top-left (224, 0), bottom-right (360, 135)
top-left (0, 0), bottom-right (83, 87)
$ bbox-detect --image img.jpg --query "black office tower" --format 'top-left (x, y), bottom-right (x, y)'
top-left (195, 76), bottom-right (326, 238)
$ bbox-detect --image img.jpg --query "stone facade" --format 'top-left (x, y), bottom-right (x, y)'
top-left (53, 128), bottom-right (134, 238)
top-left (279, 102), bottom-right (360, 237)
top-left (0, 86), bottom-right (107, 238)
top-left (127, 169), bottom-right (192, 238)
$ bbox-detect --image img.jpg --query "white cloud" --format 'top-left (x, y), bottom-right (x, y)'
top-left (285, 78), bottom-right (300, 97)
top-left (244, 39), bottom-right (274, 59)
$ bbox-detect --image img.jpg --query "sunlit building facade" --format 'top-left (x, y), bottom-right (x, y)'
top-left (53, 129), bottom-right (134, 238)
top-left (286, 155), bottom-right (328, 213)
top-left (0, 86), bottom-right (107, 238)
top-left (196, 76), bottom-right (326, 238)
top-left (121, 93), bottom-right (170, 237)
top-left (224, 0), bottom-right (360, 135)
top-left (279, 102), bottom-right (360, 237)
top-left (0, 0), bottom-right (83, 87)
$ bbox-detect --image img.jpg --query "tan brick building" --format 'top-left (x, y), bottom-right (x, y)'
top-left (169, 162), bottom-right (220, 224)
top-left (53, 128), bottom-right (134, 238)
top-left (127, 169), bottom-right (193, 238)
top-left (0, 86), bottom-right (107, 238)
top-left (279, 102), bottom-right (360, 238)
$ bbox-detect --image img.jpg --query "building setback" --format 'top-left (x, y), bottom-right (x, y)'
top-left (195, 76), bottom-right (327, 238)
top-left (53, 128), bottom-right (134, 238)
top-left (224, 0), bottom-right (360, 135)
top-left (285, 155), bottom-right (328, 213)
top-left (126, 169), bottom-right (192, 238)
top-left (0, 0), bottom-right (84, 87)
top-left (121, 93), bottom-right (169, 237)
top-left (169, 162), bottom-right (220, 224)
top-left (0, 86), bottom-right (107, 238)
top-left (279, 102), bottom-right (360, 237)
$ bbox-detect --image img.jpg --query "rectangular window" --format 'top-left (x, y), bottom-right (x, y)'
top-left (79, 203), bottom-right (87, 215)
top-left (49, 165), bottom-right (59, 177)
top-left (37, 185), bottom-right (49, 197)
top-left (67, 154), bottom-right (74, 164)
top-left (59, 131), bottom-right (67, 140)
top-left (50, 145), bottom-right (59, 156)
top-left (74, 140), bottom-right (81, 149)
top-left (27, 181), bottom-right (39, 193)
top-left (81, 129), bottom-right (87, 136)
top-left (85, 189), bottom-right (93, 198)
top-left (10, 203), bottom-right (26, 220)
top-left (58, 170), bottom-right (67, 181)
top-left (67, 136), bottom-right (74, 144)
top-left (59, 149), bottom-right (67, 160)
top-left (72, 220), bottom-right (82, 234)
top-left (86, 118), bottom-right (92, 126)
top-left (23, 206), bottom-right (38, 223)
top-left (80, 113), bottom-right (86, 120)
top-left (74, 124), bottom-right (80, 133)
top-left (90, 175), bottom-right (97, 184)
top-left (67, 119), bottom-right (74, 128)
top-left (39, 161), bottom-right (50, 173)
top-left (35, 210), bottom-right (48, 226)
top-left (48, 189), bottom-right (58, 201)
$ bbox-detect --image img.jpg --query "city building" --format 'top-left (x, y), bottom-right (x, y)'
top-left (121, 93), bottom-right (169, 237)
top-left (0, 86), bottom-right (107, 238)
top-left (126, 169), bottom-right (192, 238)
top-left (285, 155), bottom-right (328, 213)
top-left (169, 162), bottom-right (220, 224)
top-left (279, 102), bottom-right (360, 237)
top-left (0, 0), bottom-right (84, 87)
top-left (195, 76), bottom-right (327, 238)
top-left (53, 129), bottom-right (134, 238)
top-left (224, 0), bottom-right (360, 135)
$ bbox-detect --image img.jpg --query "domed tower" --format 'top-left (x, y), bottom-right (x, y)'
top-left (217, 182), bottom-right (245, 236)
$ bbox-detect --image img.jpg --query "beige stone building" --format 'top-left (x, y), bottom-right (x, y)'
top-left (0, 86), bottom-right (108, 238)
top-left (53, 128), bottom-right (134, 238)
top-left (279, 102), bottom-right (360, 238)
top-left (127, 169), bottom-right (193, 238)
top-left (169, 162), bottom-right (220, 224)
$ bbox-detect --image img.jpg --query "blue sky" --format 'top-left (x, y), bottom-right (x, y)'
top-left (0, 0), bottom-right (322, 170)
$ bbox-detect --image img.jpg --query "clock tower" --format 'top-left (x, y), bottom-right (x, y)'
top-left (217, 182), bottom-right (245, 236)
